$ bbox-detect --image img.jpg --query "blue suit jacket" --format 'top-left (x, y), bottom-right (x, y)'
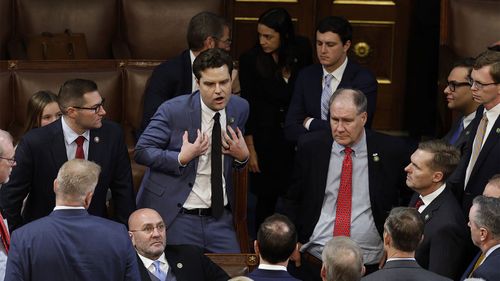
top-left (284, 60), bottom-right (378, 142)
top-left (362, 260), bottom-right (452, 281)
top-left (140, 49), bottom-right (192, 137)
top-left (5, 209), bottom-right (140, 281)
top-left (0, 119), bottom-right (136, 231)
top-left (135, 91), bottom-right (249, 226)
top-left (248, 268), bottom-right (299, 281)
top-left (461, 247), bottom-right (500, 281)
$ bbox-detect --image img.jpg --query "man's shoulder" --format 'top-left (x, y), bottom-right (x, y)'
top-left (297, 63), bottom-right (322, 78)
top-left (366, 130), bottom-right (413, 152)
top-left (228, 94), bottom-right (249, 108)
top-left (248, 268), bottom-right (299, 280)
top-left (154, 50), bottom-right (190, 72)
top-left (297, 130), bottom-right (332, 149)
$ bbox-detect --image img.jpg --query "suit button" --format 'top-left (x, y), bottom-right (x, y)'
top-left (177, 203), bottom-right (182, 207)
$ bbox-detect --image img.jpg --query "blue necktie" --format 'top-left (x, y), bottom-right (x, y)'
top-left (153, 260), bottom-right (167, 281)
top-left (321, 74), bottom-right (334, 120)
top-left (449, 117), bottom-right (464, 145)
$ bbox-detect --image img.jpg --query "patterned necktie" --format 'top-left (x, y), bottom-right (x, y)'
top-left (333, 147), bottom-right (353, 237)
top-left (468, 115), bottom-right (488, 178)
top-left (211, 113), bottom-right (224, 219)
top-left (449, 117), bottom-right (464, 145)
top-left (74, 136), bottom-right (85, 159)
top-left (153, 260), bottom-right (167, 281)
top-left (0, 212), bottom-right (10, 253)
top-left (321, 74), bottom-right (334, 120)
top-left (414, 198), bottom-right (425, 211)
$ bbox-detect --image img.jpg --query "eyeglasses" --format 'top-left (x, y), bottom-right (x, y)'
top-left (0, 156), bottom-right (16, 166)
top-left (216, 37), bottom-right (232, 46)
top-left (129, 223), bottom-right (165, 235)
top-left (447, 81), bottom-right (470, 92)
top-left (467, 77), bottom-right (499, 90)
top-left (72, 98), bottom-right (105, 114)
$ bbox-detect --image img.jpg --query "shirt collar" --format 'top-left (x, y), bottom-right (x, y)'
top-left (53, 206), bottom-right (85, 211)
top-left (484, 102), bottom-right (500, 121)
top-left (386, 257), bottom-right (416, 262)
top-left (463, 111), bottom-right (476, 128)
top-left (322, 57), bottom-right (348, 82)
top-left (138, 252), bottom-right (169, 272)
top-left (485, 243), bottom-right (500, 260)
top-left (61, 116), bottom-right (90, 145)
top-left (420, 183), bottom-right (446, 207)
top-left (258, 264), bottom-right (287, 271)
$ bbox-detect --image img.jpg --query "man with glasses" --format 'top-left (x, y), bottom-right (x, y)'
top-left (128, 208), bottom-right (228, 281)
top-left (442, 58), bottom-right (479, 154)
top-left (0, 130), bottom-right (15, 281)
top-left (448, 50), bottom-right (500, 214)
top-left (140, 11), bottom-right (233, 138)
top-left (5, 159), bottom-right (140, 281)
top-left (0, 78), bottom-right (136, 232)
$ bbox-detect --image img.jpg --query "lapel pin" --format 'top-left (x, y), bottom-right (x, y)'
top-left (177, 263), bottom-right (183, 269)
top-left (496, 128), bottom-right (500, 134)
top-left (424, 214), bottom-right (430, 221)
top-left (93, 136), bottom-right (100, 143)
top-left (372, 153), bottom-right (379, 162)
top-left (465, 131), bottom-right (470, 135)
top-left (229, 117), bottom-right (235, 125)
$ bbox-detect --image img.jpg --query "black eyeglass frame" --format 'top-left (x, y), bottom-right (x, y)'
top-left (72, 98), bottom-right (106, 114)
top-left (0, 156), bottom-right (16, 165)
top-left (447, 81), bottom-right (470, 92)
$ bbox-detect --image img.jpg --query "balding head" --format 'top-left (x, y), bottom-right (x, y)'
top-left (484, 174), bottom-right (500, 198)
top-left (0, 130), bottom-right (15, 184)
top-left (321, 237), bottom-right (364, 281)
top-left (128, 208), bottom-right (166, 260)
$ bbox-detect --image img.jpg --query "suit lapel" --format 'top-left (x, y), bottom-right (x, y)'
top-left (88, 128), bottom-right (103, 164)
top-left (312, 65), bottom-right (324, 118)
top-left (338, 59), bottom-right (354, 88)
top-left (50, 120), bottom-right (68, 168)
top-left (420, 188), bottom-right (447, 224)
top-left (366, 130), bottom-right (382, 209)
top-left (468, 114), bottom-right (500, 184)
top-left (182, 50), bottom-right (193, 94)
top-left (189, 93), bottom-right (202, 172)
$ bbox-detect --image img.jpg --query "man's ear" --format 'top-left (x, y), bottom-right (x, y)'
top-left (254, 240), bottom-right (260, 255)
top-left (320, 264), bottom-right (327, 280)
top-left (361, 265), bottom-right (366, 277)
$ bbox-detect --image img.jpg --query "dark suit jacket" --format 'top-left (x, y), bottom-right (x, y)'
top-left (410, 188), bottom-right (469, 279)
top-left (461, 247), bottom-right (500, 281)
top-left (4, 209), bottom-right (140, 281)
top-left (137, 245), bottom-right (229, 281)
top-left (135, 91), bottom-right (249, 227)
top-left (140, 49), bottom-right (192, 136)
top-left (287, 130), bottom-right (412, 242)
top-left (248, 268), bottom-right (299, 281)
top-left (447, 106), bottom-right (500, 213)
top-left (442, 115), bottom-right (474, 156)
top-left (0, 119), bottom-right (136, 231)
top-left (361, 260), bottom-right (452, 281)
top-left (284, 60), bottom-right (378, 142)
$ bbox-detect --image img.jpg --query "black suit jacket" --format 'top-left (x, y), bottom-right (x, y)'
top-left (0, 119), bottom-right (136, 231)
top-left (137, 245), bottom-right (229, 281)
top-left (410, 188), bottom-right (469, 280)
top-left (140, 49), bottom-right (192, 136)
top-left (284, 60), bottom-right (378, 142)
top-left (287, 130), bottom-right (412, 242)
top-left (442, 115), bottom-right (474, 156)
top-left (361, 260), bottom-right (452, 281)
top-left (447, 106), bottom-right (500, 213)
top-left (247, 268), bottom-right (299, 281)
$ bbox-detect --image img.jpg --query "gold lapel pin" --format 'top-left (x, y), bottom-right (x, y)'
top-left (372, 153), bottom-right (379, 162)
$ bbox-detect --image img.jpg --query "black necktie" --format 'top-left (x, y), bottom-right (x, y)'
top-left (211, 112), bottom-right (224, 219)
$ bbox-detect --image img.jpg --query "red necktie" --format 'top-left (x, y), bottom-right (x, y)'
top-left (0, 212), bottom-right (10, 253)
top-left (334, 147), bottom-right (353, 237)
top-left (414, 198), bottom-right (424, 211)
top-left (75, 136), bottom-right (85, 159)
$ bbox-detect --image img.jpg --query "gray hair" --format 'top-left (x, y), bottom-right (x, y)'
top-left (472, 196), bottom-right (500, 239)
top-left (329, 88), bottom-right (367, 115)
top-left (0, 130), bottom-right (13, 157)
top-left (321, 237), bottom-right (363, 281)
top-left (55, 159), bottom-right (101, 201)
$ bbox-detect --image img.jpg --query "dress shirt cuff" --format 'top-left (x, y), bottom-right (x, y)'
top-left (304, 118), bottom-right (314, 130)
top-left (177, 152), bottom-right (187, 168)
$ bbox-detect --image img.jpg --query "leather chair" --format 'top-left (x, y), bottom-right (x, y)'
top-left (205, 253), bottom-right (259, 277)
top-left (0, 0), bottom-right (11, 59)
top-left (0, 62), bottom-right (11, 130)
top-left (10, 0), bottom-right (118, 59)
top-left (115, 0), bottom-right (225, 59)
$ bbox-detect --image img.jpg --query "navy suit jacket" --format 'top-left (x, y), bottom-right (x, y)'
top-left (461, 247), bottom-right (500, 281)
top-left (140, 49), bottom-right (193, 136)
top-left (248, 268), bottom-right (299, 281)
top-left (0, 119), bottom-right (136, 231)
top-left (410, 188), bottom-right (469, 279)
top-left (447, 106), bottom-right (500, 213)
top-left (361, 260), bottom-right (452, 281)
top-left (137, 245), bottom-right (229, 281)
top-left (5, 209), bottom-right (140, 281)
top-left (284, 60), bottom-right (378, 142)
top-left (135, 91), bottom-right (249, 227)
top-left (442, 115), bottom-right (475, 156)
top-left (287, 130), bottom-right (412, 243)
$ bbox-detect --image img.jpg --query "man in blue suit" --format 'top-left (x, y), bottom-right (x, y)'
top-left (135, 48), bottom-right (249, 253)
top-left (285, 16), bottom-right (377, 142)
top-left (5, 159), bottom-right (140, 281)
top-left (248, 214), bottom-right (300, 281)
top-left (461, 196), bottom-right (500, 280)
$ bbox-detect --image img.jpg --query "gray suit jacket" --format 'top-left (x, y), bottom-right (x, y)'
top-left (361, 260), bottom-right (452, 281)
top-left (135, 91), bottom-right (249, 226)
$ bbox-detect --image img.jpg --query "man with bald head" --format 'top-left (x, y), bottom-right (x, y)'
top-left (483, 174), bottom-right (500, 198)
top-left (128, 208), bottom-right (228, 281)
top-left (287, 88), bottom-right (412, 281)
top-left (5, 159), bottom-right (139, 281)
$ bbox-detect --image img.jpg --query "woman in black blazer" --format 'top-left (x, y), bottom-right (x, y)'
top-left (239, 7), bottom-right (312, 231)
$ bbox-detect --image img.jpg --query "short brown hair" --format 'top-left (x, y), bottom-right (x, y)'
top-left (474, 50), bottom-right (500, 83)
top-left (417, 140), bottom-right (460, 180)
top-left (57, 79), bottom-right (98, 114)
top-left (384, 207), bottom-right (424, 252)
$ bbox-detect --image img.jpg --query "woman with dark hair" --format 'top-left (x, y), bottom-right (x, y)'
top-left (24, 90), bottom-right (61, 133)
top-left (239, 7), bottom-right (312, 231)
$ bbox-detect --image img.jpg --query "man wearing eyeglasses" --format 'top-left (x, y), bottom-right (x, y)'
top-left (128, 208), bottom-right (228, 281)
top-left (0, 78), bottom-right (136, 232)
top-left (0, 130), bottom-right (15, 281)
top-left (447, 50), bottom-right (500, 214)
top-left (442, 58), bottom-right (479, 154)
top-left (5, 159), bottom-right (140, 281)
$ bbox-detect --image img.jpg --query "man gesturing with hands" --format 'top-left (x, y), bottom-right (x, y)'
top-left (135, 48), bottom-right (249, 253)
